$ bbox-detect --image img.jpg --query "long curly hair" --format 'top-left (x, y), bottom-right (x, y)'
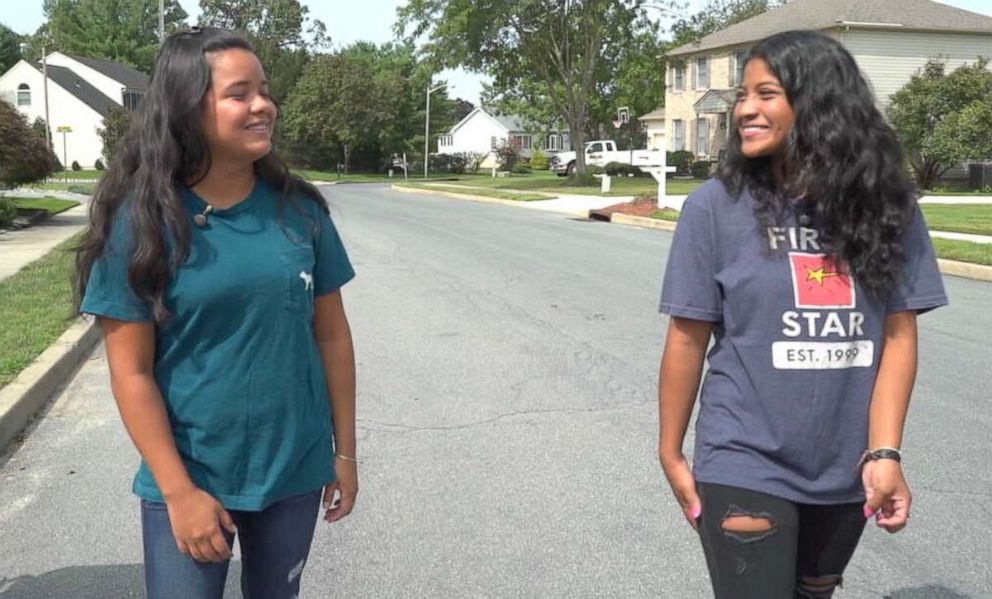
top-left (74, 27), bottom-right (326, 322)
top-left (719, 30), bottom-right (917, 298)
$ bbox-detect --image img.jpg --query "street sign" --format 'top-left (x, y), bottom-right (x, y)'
top-left (56, 125), bottom-right (72, 133)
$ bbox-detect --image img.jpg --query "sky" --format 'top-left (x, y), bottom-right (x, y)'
top-left (4, 0), bottom-right (992, 105)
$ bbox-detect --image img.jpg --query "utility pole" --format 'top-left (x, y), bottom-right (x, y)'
top-left (424, 81), bottom-right (449, 179)
top-left (42, 43), bottom-right (51, 151)
top-left (159, 0), bottom-right (165, 42)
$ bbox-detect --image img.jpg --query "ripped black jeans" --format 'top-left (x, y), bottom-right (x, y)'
top-left (696, 482), bottom-right (867, 599)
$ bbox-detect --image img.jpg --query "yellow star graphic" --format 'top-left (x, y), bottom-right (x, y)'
top-left (806, 267), bottom-right (839, 285)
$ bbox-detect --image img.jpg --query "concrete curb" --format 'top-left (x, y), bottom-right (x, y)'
top-left (936, 258), bottom-right (992, 282)
top-left (391, 184), bottom-right (549, 209)
top-left (609, 214), bottom-right (992, 283)
top-left (0, 319), bottom-right (101, 454)
top-left (610, 213), bottom-right (677, 232)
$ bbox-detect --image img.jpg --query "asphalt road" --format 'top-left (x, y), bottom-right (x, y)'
top-left (1, 184), bottom-right (989, 598)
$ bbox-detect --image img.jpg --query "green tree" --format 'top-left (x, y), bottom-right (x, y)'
top-left (43, 0), bottom-right (187, 73)
top-left (98, 106), bottom-right (133, 164)
top-left (888, 58), bottom-right (992, 189)
top-left (198, 0), bottom-right (329, 104)
top-left (0, 100), bottom-right (57, 188)
top-left (282, 53), bottom-right (390, 172)
top-left (669, 0), bottom-right (781, 48)
top-left (0, 22), bottom-right (22, 74)
top-left (397, 0), bottom-right (670, 174)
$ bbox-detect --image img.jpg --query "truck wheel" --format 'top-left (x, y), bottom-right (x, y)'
top-left (566, 162), bottom-right (576, 176)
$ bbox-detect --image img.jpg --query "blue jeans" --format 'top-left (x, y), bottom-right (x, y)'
top-left (141, 489), bottom-right (322, 599)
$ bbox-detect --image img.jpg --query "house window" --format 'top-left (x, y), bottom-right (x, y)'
top-left (673, 65), bottom-right (685, 91)
top-left (695, 57), bottom-right (710, 89)
top-left (510, 134), bottom-right (532, 150)
top-left (17, 83), bottom-right (30, 106)
top-left (673, 120), bottom-right (684, 151)
top-left (491, 136), bottom-right (498, 150)
top-left (438, 135), bottom-right (453, 147)
top-left (733, 50), bottom-right (748, 86)
top-left (122, 89), bottom-right (143, 111)
top-left (545, 134), bottom-right (561, 151)
top-left (696, 117), bottom-right (710, 156)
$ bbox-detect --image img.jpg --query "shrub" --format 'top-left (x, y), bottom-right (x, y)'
top-left (691, 160), bottom-right (711, 179)
top-left (464, 151), bottom-right (487, 172)
top-left (563, 171), bottom-right (598, 187)
top-left (94, 159), bottom-right (105, 171)
top-left (667, 150), bottom-right (695, 175)
top-left (495, 140), bottom-right (520, 171)
top-left (71, 161), bottom-right (81, 171)
top-left (0, 197), bottom-right (16, 228)
top-left (605, 162), bottom-right (644, 177)
top-left (511, 163), bottom-right (531, 174)
top-left (0, 100), bottom-right (57, 188)
top-left (530, 149), bottom-right (549, 170)
top-left (98, 106), bottom-right (133, 165)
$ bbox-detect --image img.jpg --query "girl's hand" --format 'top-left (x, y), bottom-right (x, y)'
top-left (323, 457), bottom-right (359, 523)
top-left (661, 453), bottom-right (703, 530)
top-left (165, 487), bottom-right (237, 562)
top-left (862, 459), bottom-right (911, 533)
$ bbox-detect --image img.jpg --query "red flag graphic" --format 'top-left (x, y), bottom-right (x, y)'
top-left (788, 253), bottom-right (855, 309)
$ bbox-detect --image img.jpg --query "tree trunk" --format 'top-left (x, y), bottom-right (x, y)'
top-left (343, 144), bottom-right (351, 174)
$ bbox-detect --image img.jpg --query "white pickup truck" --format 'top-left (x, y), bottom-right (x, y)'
top-left (549, 140), bottom-right (666, 176)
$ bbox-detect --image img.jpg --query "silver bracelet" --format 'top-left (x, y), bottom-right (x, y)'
top-left (335, 453), bottom-right (358, 463)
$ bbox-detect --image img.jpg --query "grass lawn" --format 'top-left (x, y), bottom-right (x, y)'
top-left (26, 182), bottom-right (97, 194)
top-left (920, 204), bottom-right (992, 236)
top-left (650, 209), bottom-right (680, 222)
top-left (396, 182), bottom-right (549, 202)
top-left (0, 235), bottom-right (80, 390)
top-left (10, 197), bottom-right (80, 215)
top-left (932, 239), bottom-right (992, 266)
top-left (414, 170), bottom-right (706, 197)
top-left (49, 170), bottom-right (103, 180)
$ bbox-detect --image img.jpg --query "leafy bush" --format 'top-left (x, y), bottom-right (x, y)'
top-left (530, 149), bottom-right (549, 170)
top-left (495, 140), bottom-right (520, 171)
top-left (586, 165), bottom-right (605, 175)
top-left (0, 197), bottom-right (16, 227)
top-left (98, 106), bottom-right (133, 165)
top-left (71, 161), bottom-right (81, 171)
top-left (464, 151), bottom-right (487, 172)
top-left (605, 162), bottom-right (644, 177)
top-left (429, 153), bottom-right (470, 174)
top-left (0, 100), bottom-right (57, 188)
top-left (691, 160), bottom-right (711, 179)
top-left (94, 159), bottom-right (105, 171)
top-left (667, 150), bottom-right (695, 175)
top-left (511, 163), bottom-right (531, 174)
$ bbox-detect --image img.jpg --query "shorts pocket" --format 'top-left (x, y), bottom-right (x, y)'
top-left (279, 245), bottom-right (315, 313)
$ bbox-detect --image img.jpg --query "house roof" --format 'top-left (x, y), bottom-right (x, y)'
top-left (40, 64), bottom-right (119, 118)
top-left (66, 54), bottom-right (149, 89)
top-left (449, 107), bottom-right (565, 135)
top-left (668, 0), bottom-right (992, 56)
top-left (638, 108), bottom-right (665, 121)
top-left (694, 90), bottom-right (737, 113)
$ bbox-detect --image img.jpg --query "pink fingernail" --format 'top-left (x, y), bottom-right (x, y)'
top-left (690, 506), bottom-right (702, 520)
top-left (863, 506), bottom-right (876, 519)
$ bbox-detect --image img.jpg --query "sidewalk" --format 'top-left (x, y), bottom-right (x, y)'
top-left (0, 198), bottom-right (90, 283)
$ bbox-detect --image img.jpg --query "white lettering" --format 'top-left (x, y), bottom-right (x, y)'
top-left (768, 227), bottom-right (787, 250)
top-left (802, 312), bottom-right (822, 335)
top-left (820, 312), bottom-right (847, 337)
top-left (800, 227), bottom-right (821, 251)
top-left (849, 312), bottom-right (864, 337)
top-left (782, 311), bottom-right (802, 337)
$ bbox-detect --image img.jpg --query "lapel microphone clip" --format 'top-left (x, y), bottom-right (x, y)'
top-left (194, 205), bottom-right (214, 228)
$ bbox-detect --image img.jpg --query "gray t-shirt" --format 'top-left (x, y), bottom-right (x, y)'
top-left (660, 179), bottom-right (947, 504)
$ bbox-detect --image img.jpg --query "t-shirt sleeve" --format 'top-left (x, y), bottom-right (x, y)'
top-left (79, 213), bottom-right (154, 322)
top-left (886, 206), bottom-right (948, 314)
top-left (659, 190), bottom-right (722, 322)
top-left (312, 208), bottom-right (355, 297)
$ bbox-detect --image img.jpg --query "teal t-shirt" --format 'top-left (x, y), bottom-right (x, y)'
top-left (81, 180), bottom-right (354, 510)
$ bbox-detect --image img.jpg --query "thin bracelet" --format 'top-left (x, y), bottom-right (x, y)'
top-left (335, 453), bottom-right (358, 463)
top-left (858, 446), bottom-right (902, 467)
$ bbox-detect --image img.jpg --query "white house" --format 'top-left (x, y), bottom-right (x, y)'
top-left (638, 108), bottom-right (666, 151)
top-left (437, 107), bottom-right (571, 166)
top-left (664, 0), bottom-right (992, 163)
top-left (0, 52), bottom-right (148, 169)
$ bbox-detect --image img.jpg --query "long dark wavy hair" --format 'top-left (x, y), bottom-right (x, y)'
top-left (74, 27), bottom-right (326, 322)
top-left (719, 30), bottom-right (917, 298)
